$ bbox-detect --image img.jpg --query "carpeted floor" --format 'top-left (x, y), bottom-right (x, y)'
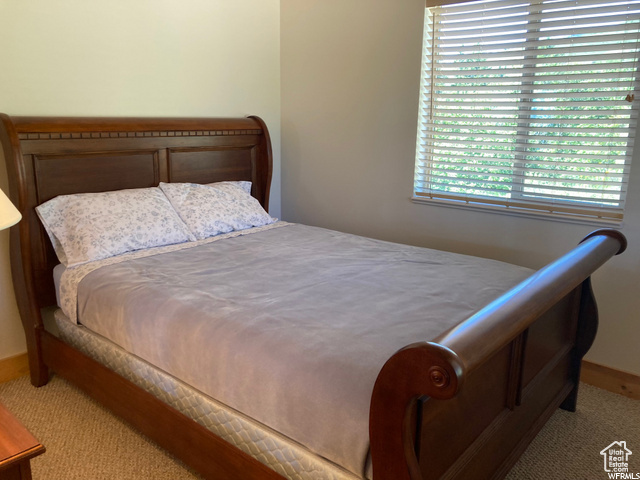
top-left (0, 375), bottom-right (638, 479)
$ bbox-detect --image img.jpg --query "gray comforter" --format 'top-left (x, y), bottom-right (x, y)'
top-left (74, 224), bottom-right (532, 477)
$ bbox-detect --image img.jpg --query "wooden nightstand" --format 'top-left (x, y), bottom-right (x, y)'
top-left (0, 402), bottom-right (45, 480)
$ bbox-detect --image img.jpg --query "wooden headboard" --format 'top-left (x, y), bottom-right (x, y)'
top-left (0, 115), bottom-right (272, 317)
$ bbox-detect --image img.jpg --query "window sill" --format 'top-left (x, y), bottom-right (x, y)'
top-left (411, 196), bottom-right (623, 228)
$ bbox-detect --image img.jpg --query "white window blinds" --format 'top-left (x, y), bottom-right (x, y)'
top-left (414, 0), bottom-right (640, 223)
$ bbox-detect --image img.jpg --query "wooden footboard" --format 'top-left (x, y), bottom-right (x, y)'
top-left (370, 229), bottom-right (626, 480)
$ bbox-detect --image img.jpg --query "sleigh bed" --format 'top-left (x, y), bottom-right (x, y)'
top-left (0, 114), bottom-right (627, 480)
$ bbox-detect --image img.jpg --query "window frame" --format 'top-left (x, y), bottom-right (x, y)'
top-left (413, 0), bottom-right (640, 226)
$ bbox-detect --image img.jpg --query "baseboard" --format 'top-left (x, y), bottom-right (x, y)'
top-left (581, 360), bottom-right (640, 400)
top-left (0, 352), bottom-right (29, 384)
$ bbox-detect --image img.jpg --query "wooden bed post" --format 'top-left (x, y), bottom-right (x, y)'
top-left (561, 230), bottom-right (627, 412)
top-left (247, 115), bottom-right (273, 212)
top-left (7, 224), bottom-right (49, 387)
top-left (0, 114), bottom-right (49, 387)
top-left (559, 277), bottom-right (598, 412)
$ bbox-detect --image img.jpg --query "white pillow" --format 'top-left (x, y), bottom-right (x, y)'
top-left (159, 182), bottom-right (274, 240)
top-left (207, 180), bottom-right (252, 195)
top-left (36, 187), bottom-right (196, 267)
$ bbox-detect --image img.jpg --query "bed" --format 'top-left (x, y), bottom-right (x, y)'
top-left (0, 114), bottom-right (627, 480)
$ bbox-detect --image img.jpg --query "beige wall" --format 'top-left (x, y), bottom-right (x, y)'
top-left (0, 0), bottom-right (281, 360)
top-left (281, 0), bottom-right (640, 374)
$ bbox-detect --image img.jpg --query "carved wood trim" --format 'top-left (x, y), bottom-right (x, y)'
top-left (17, 130), bottom-right (262, 140)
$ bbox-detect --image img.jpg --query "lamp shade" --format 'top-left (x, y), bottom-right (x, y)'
top-left (0, 188), bottom-right (21, 230)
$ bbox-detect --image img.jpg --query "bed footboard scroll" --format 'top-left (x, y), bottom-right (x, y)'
top-left (369, 342), bottom-right (464, 479)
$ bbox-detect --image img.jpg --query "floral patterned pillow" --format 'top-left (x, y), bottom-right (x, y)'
top-left (159, 182), bottom-right (275, 240)
top-left (36, 187), bottom-right (196, 268)
top-left (207, 180), bottom-right (252, 195)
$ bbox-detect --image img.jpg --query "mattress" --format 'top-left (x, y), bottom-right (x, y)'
top-left (52, 309), bottom-right (361, 480)
top-left (57, 222), bottom-right (533, 478)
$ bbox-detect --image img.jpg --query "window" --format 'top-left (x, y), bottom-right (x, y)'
top-left (414, 0), bottom-right (640, 223)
